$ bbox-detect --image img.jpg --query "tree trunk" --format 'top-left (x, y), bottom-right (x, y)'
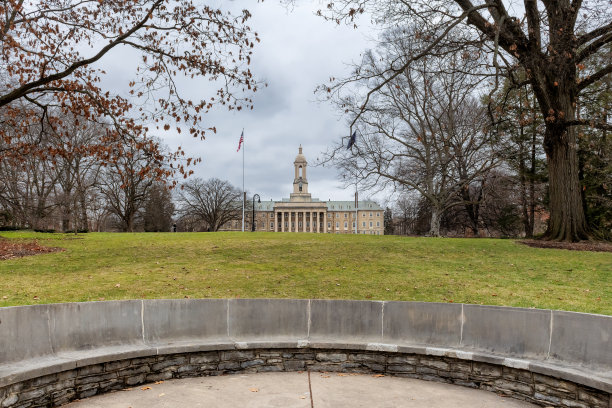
top-left (543, 124), bottom-right (590, 241)
top-left (429, 207), bottom-right (441, 237)
top-left (528, 116), bottom-right (537, 238)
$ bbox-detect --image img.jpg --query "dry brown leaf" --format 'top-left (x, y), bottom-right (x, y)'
top-left (372, 374), bottom-right (385, 378)
top-left (249, 387), bottom-right (259, 392)
top-left (154, 381), bottom-right (164, 384)
top-left (141, 386), bottom-right (151, 390)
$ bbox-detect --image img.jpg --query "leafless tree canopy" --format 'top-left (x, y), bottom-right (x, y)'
top-left (177, 178), bottom-right (242, 232)
top-left (321, 32), bottom-right (498, 236)
top-left (318, 0), bottom-right (612, 241)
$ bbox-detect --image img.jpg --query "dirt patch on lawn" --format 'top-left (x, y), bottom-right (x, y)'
top-left (0, 239), bottom-right (63, 260)
top-left (520, 240), bottom-right (612, 253)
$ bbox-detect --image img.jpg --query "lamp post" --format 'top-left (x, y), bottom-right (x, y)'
top-left (252, 194), bottom-right (260, 232)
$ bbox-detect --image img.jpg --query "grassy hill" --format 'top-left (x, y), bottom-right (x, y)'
top-left (0, 231), bottom-right (610, 314)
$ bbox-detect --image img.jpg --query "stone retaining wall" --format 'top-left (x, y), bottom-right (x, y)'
top-left (0, 299), bottom-right (610, 408)
top-left (1, 348), bottom-right (609, 408)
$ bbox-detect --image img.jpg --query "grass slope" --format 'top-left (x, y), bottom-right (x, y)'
top-left (0, 231), bottom-right (610, 314)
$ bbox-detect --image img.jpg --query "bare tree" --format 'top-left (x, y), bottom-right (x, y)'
top-left (98, 137), bottom-right (166, 232)
top-left (177, 178), bottom-right (241, 232)
top-left (52, 117), bottom-right (104, 231)
top-left (319, 0), bottom-right (612, 241)
top-left (0, 124), bottom-right (60, 229)
top-left (322, 38), bottom-right (498, 236)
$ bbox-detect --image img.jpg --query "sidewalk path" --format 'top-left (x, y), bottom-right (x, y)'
top-left (65, 372), bottom-right (538, 407)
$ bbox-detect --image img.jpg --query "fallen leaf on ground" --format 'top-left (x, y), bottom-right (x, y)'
top-left (337, 373), bottom-right (348, 377)
top-left (372, 374), bottom-right (385, 378)
top-left (154, 381), bottom-right (164, 384)
top-left (300, 396), bottom-right (306, 399)
top-left (320, 375), bottom-right (330, 378)
top-left (141, 386), bottom-right (151, 390)
top-left (249, 388), bottom-right (259, 392)
top-left (158, 393), bottom-right (165, 397)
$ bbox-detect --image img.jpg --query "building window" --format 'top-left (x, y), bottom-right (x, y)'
top-left (344, 213), bottom-right (348, 218)
top-left (270, 213), bottom-right (274, 218)
top-left (328, 222), bottom-right (331, 228)
top-left (362, 213), bottom-right (365, 217)
top-left (270, 222), bottom-right (274, 229)
top-left (377, 221), bottom-right (380, 227)
top-left (336, 222), bottom-right (339, 228)
top-left (344, 222), bottom-right (348, 229)
top-left (352, 222), bottom-right (355, 228)
top-left (362, 222), bottom-right (366, 227)
top-left (369, 221), bottom-right (373, 228)
top-left (370, 212), bottom-right (373, 217)
top-left (377, 212), bottom-right (380, 217)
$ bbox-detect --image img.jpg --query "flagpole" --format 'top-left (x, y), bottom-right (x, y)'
top-left (242, 128), bottom-right (245, 232)
top-left (355, 175), bottom-right (358, 234)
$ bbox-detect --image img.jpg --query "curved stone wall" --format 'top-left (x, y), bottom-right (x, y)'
top-left (0, 299), bottom-right (610, 407)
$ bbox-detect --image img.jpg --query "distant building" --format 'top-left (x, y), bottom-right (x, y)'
top-left (221, 146), bottom-right (384, 235)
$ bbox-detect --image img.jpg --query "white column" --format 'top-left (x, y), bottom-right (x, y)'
top-left (274, 212), bottom-right (278, 232)
top-left (289, 212), bottom-right (293, 232)
top-left (323, 212), bottom-right (327, 233)
top-left (302, 211), bottom-right (306, 232)
top-left (281, 212), bottom-right (285, 232)
top-left (311, 212), bottom-right (315, 232)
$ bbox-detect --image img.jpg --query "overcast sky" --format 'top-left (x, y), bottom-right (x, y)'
top-left (100, 1), bottom-right (382, 204)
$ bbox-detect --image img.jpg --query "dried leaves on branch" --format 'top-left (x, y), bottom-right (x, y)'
top-left (0, 0), bottom-right (260, 180)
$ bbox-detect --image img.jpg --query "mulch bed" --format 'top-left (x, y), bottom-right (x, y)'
top-left (520, 240), bottom-right (612, 253)
top-left (0, 239), bottom-right (63, 260)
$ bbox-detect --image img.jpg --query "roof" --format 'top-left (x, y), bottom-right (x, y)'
top-left (255, 201), bottom-right (276, 211)
top-left (326, 200), bottom-right (383, 211)
top-left (254, 200), bottom-right (383, 212)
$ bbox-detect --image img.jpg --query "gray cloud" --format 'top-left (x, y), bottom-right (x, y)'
top-left (98, 1), bottom-right (382, 204)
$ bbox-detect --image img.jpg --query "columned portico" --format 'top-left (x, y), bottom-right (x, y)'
top-left (244, 146), bottom-right (382, 235)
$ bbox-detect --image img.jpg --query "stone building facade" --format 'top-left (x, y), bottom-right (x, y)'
top-left (222, 146), bottom-right (384, 235)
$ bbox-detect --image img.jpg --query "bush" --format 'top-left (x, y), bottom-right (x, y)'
top-left (34, 228), bottom-right (56, 233)
top-left (64, 229), bottom-right (89, 234)
top-left (0, 226), bottom-right (24, 231)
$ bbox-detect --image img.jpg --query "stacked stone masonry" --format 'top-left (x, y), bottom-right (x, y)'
top-left (1, 349), bottom-right (609, 408)
top-left (1, 299), bottom-right (610, 408)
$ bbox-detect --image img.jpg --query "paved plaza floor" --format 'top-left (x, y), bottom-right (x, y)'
top-left (65, 372), bottom-right (538, 407)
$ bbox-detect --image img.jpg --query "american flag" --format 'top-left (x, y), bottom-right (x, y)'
top-left (237, 131), bottom-right (244, 152)
top-left (347, 130), bottom-right (357, 149)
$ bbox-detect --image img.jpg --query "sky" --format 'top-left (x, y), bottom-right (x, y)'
top-left (98, 1), bottom-right (382, 204)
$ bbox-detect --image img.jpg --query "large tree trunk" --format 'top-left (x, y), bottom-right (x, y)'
top-left (543, 124), bottom-right (590, 241)
top-left (429, 207), bottom-right (442, 237)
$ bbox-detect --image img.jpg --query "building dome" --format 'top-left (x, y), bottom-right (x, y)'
top-left (294, 145), bottom-right (307, 164)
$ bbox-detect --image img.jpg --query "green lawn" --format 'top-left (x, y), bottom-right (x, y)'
top-left (0, 231), bottom-right (610, 314)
